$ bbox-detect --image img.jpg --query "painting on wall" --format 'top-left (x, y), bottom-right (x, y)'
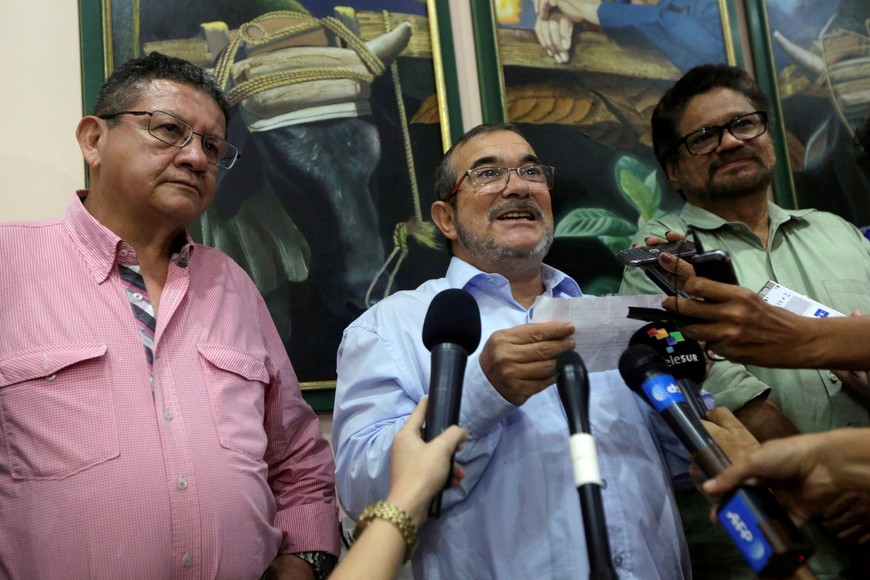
top-left (485, 0), bottom-right (737, 295)
top-left (80, 0), bottom-right (459, 392)
top-left (761, 0), bottom-right (870, 229)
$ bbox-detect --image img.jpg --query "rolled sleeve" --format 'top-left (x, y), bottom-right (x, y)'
top-left (261, 300), bottom-right (340, 556)
top-left (703, 359), bottom-right (771, 412)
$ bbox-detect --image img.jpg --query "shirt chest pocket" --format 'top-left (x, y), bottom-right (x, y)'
top-left (197, 343), bottom-right (269, 460)
top-left (0, 344), bottom-right (119, 480)
top-left (821, 279), bottom-right (870, 315)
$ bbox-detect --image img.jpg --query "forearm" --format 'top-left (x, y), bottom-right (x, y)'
top-left (668, 278), bottom-right (870, 369)
top-left (747, 313), bottom-right (870, 370)
top-left (332, 461), bottom-right (435, 580)
top-left (329, 518), bottom-right (406, 580)
top-left (815, 429), bottom-right (870, 491)
top-left (802, 316), bottom-right (870, 370)
top-left (733, 396), bottom-right (799, 442)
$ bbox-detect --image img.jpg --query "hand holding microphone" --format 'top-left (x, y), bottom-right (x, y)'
top-left (619, 345), bottom-right (813, 577)
top-left (421, 289), bottom-right (481, 517)
top-left (389, 398), bottom-right (469, 528)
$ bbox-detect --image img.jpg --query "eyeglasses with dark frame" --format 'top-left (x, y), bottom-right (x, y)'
top-left (675, 111), bottom-right (769, 156)
top-left (99, 110), bottom-right (240, 169)
top-left (444, 164), bottom-right (555, 201)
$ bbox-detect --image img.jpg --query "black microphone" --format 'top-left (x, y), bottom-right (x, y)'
top-left (421, 288), bottom-right (481, 517)
top-left (556, 351), bottom-right (617, 580)
top-left (618, 345), bottom-right (813, 577)
top-left (629, 321), bottom-right (708, 419)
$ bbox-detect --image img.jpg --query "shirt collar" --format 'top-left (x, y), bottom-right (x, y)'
top-left (445, 256), bottom-right (582, 298)
top-left (680, 200), bottom-right (814, 231)
top-left (541, 262), bottom-right (583, 297)
top-left (63, 191), bottom-right (195, 284)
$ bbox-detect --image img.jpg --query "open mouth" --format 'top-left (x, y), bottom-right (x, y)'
top-left (496, 210), bottom-right (536, 221)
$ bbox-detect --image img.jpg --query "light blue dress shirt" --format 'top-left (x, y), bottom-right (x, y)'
top-left (333, 258), bottom-right (691, 579)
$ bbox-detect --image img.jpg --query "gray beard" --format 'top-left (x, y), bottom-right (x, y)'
top-left (455, 220), bottom-right (554, 266)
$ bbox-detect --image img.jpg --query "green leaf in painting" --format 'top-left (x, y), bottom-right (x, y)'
top-left (614, 156), bottom-right (661, 222)
top-left (555, 207), bottom-right (636, 238)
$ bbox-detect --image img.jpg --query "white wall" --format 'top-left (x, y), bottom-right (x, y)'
top-left (1, 1), bottom-right (84, 221)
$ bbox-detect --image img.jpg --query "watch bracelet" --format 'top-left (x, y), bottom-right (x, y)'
top-left (353, 500), bottom-right (418, 562)
top-left (292, 551), bottom-right (336, 580)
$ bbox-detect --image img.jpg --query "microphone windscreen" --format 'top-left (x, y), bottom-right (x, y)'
top-left (629, 321), bottom-right (706, 384)
top-left (422, 289), bottom-right (482, 353)
top-left (556, 349), bottom-right (584, 372)
top-left (618, 344), bottom-right (662, 393)
top-left (556, 350), bottom-right (590, 434)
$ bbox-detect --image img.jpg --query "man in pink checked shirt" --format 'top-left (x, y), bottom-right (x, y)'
top-left (0, 52), bottom-right (340, 579)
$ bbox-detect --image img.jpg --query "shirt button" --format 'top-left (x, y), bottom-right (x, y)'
top-left (177, 475), bottom-right (188, 490)
top-left (119, 249), bottom-right (129, 258)
top-left (163, 407), bottom-right (173, 421)
top-left (614, 555), bottom-right (624, 568)
top-left (828, 372), bottom-right (839, 383)
top-left (181, 553), bottom-right (193, 568)
top-left (132, 292), bottom-right (143, 302)
top-left (600, 478), bottom-right (608, 489)
top-left (45, 374), bottom-right (57, 382)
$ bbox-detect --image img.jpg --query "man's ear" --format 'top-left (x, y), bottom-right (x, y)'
top-left (665, 158), bottom-right (681, 190)
top-left (431, 200), bottom-right (458, 241)
top-left (76, 116), bottom-right (106, 170)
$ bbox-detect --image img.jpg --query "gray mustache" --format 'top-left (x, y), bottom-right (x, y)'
top-left (488, 200), bottom-right (545, 221)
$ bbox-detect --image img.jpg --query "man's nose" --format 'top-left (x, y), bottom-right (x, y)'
top-left (502, 169), bottom-right (531, 196)
top-left (717, 129), bottom-right (745, 151)
top-left (175, 136), bottom-right (210, 170)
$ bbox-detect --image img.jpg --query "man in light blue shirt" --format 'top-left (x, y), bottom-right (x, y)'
top-left (332, 123), bottom-right (692, 579)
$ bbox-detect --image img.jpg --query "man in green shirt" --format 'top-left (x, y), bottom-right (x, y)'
top-left (619, 64), bottom-right (870, 578)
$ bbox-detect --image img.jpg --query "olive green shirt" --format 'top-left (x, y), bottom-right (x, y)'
top-left (619, 201), bottom-right (870, 578)
top-left (619, 201), bottom-right (870, 434)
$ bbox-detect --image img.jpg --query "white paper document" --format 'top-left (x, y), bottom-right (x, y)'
top-left (532, 294), bottom-right (665, 372)
top-left (757, 280), bottom-right (844, 318)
